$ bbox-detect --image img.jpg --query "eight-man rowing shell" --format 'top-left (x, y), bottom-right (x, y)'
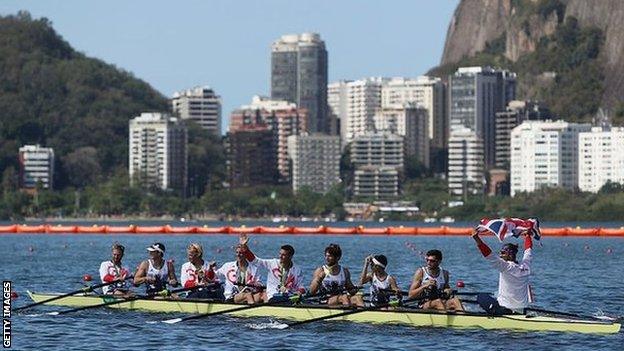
top-left (27, 292), bottom-right (621, 334)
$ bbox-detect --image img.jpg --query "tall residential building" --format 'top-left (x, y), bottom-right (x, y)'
top-left (495, 100), bottom-right (551, 169)
top-left (226, 124), bottom-right (277, 188)
top-left (373, 103), bottom-right (429, 168)
top-left (172, 86), bottom-right (221, 135)
top-left (354, 166), bottom-right (399, 199)
top-left (578, 126), bottom-right (624, 193)
top-left (230, 96), bottom-right (307, 183)
top-left (287, 133), bottom-right (341, 194)
top-left (510, 120), bottom-right (591, 196)
top-left (129, 113), bottom-right (187, 192)
top-left (449, 66), bottom-right (516, 168)
top-left (327, 80), bottom-right (349, 141)
top-left (381, 76), bottom-right (446, 149)
top-left (448, 127), bottom-right (485, 196)
top-left (350, 133), bottom-right (403, 199)
top-left (18, 145), bottom-right (54, 190)
top-left (271, 33), bottom-right (328, 133)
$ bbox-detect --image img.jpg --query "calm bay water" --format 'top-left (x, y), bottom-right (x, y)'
top-left (2, 228), bottom-right (623, 350)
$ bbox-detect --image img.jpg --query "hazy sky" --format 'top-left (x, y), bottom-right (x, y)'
top-left (1, 0), bottom-right (459, 133)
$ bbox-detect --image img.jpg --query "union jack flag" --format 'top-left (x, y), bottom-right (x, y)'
top-left (477, 217), bottom-right (541, 242)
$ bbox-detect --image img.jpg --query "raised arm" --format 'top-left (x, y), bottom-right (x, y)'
top-left (359, 256), bottom-right (372, 285)
top-left (471, 229), bottom-right (492, 257)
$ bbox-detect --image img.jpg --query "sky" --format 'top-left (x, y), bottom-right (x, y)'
top-left (0, 0), bottom-right (459, 134)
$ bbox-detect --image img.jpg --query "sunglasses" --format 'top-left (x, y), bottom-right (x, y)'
top-left (426, 258), bottom-right (439, 263)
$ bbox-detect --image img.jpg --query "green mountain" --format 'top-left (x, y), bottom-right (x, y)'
top-left (0, 12), bottom-right (170, 189)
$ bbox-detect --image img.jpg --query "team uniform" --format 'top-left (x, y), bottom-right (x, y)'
top-left (320, 265), bottom-right (346, 294)
top-left (181, 261), bottom-right (224, 299)
top-left (419, 266), bottom-right (448, 301)
top-left (369, 273), bottom-right (393, 306)
top-left (476, 235), bottom-right (533, 313)
top-left (99, 261), bottom-right (130, 294)
top-left (246, 254), bottom-right (305, 302)
top-left (212, 261), bottom-right (262, 300)
top-left (144, 259), bottom-right (170, 294)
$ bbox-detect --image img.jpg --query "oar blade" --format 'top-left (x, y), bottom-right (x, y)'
top-left (162, 318), bottom-right (183, 324)
top-left (247, 321), bottom-right (289, 330)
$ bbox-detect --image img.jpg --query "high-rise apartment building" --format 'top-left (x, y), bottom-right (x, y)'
top-left (129, 113), bottom-right (187, 192)
top-left (510, 120), bottom-right (591, 196)
top-left (578, 126), bottom-right (624, 193)
top-left (172, 86), bottom-right (221, 135)
top-left (350, 133), bottom-right (403, 199)
top-left (287, 133), bottom-right (341, 194)
top-left (495, 100), bottom-right (551, 169)
top-left (449, 67), bottom-right (516, 168)
top-left (373, 103), bottom-right (429, 168)
top-left (354, 166), bottom-right (399, 199)
top-left (447, 127), bottom-right (484, 196)
top-left (381, 76), bottom-right (446, 149)
top-left (18, 145), bottom-right (54, 190)
top-left (230, 96), bottom-right (307, 183)
top-left (271, 33), bottom-right (328, 133)
top-left (226, 124), bottom-right (277, 188)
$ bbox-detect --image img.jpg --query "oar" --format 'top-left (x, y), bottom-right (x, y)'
top-left (275, 297), bottom-right (421, 329)
top-left (15, 275), bottom-right (134, 312)
top-left (47, 284), bottom-right (204, 316)
top-left (161, 288), bottom-right (350, 324)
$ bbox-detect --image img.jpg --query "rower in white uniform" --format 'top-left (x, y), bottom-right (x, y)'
top-left (99, 242), bottom-right (133, 297)
top-left (180, 243), bottom-right (224, 300)
top-left (408, 249), bottom-right (463, 311)
top-left (206, 236), bottom-right (263, 304)
top-left (240, 234), bottom-right (306, 303)
top-left (309, 243), bottom-right (364, 307)
top-left (134, 242), bottom-right (179, 295)
top-left (359, 254), bottom-right (401, 307)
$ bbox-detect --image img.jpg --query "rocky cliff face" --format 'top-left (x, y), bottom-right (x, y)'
top-left (441, 0), bottom-right (624, 109)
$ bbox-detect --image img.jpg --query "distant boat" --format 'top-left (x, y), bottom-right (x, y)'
top-left (424, 217), bottom-right (437, 223)
top-left (440, 216), bottom-right (455, 223)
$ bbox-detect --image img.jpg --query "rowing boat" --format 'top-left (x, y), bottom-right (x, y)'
top-left (26, 292), bottom-right (621, 334)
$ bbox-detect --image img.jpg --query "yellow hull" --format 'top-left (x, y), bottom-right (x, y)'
top-left (27, 292), bottom-right (621, 334)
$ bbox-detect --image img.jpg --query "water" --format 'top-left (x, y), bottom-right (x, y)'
top-left (2, 233), bottom-right (623, 350)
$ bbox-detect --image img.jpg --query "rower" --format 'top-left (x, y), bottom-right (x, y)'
top-left (180, 243), bottom-right (224, 300)
top-left (134, 242), bottom-right (179, 295)
top-left (472, 228), bottom-right (533, 314)
top-left (99, 242), bottom-right (133, 297)
top-left (408, 249), bottom-right (463, 311)
top-left (239, 234), bottom-right (305, 303)
top-left (309, 243), bottom-right (364, 307)
top-left (206, 237), bottom-right (263, 304)
top-left (359, 254), bottom-right (401, 307)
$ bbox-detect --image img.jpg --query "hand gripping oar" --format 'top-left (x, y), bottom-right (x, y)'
top-left (47, 284), bottom-right (204, 316)
top-left (161, 288), bottom-right (350, 324)
top-left (15, 275), bottom-right (134, 312)
top-left (274, 297), bottom-right (420, 329)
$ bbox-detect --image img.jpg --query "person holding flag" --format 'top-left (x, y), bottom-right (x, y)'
top-left (471, 217), bottom-right (537, 315)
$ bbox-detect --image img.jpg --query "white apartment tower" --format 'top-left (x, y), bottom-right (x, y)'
top-left (18, 145), bottom-right (54, 190)
top-left (448, 127), bottom-right (484, 196)
top-left (129, 113), bottom-right (188, 192)
top-left (287, 134), bottom-right (341, 194)
top-left (172, 86), bottom-right (221, 135)
top-left (381, 76), bottom-right (446, 149)
top-left (510, 120), bottom-right (591, 196)
top-left (373, 103), bottom-right (430, 168)
top-left (578, 126), bottom-right (624, 193)
top-left (350, 133), bottom-right (403, 199)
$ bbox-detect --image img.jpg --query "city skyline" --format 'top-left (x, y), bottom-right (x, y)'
top-left (0, 0), bottom-right (459, 134)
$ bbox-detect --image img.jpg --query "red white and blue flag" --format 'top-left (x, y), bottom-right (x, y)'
top-left (477, 217), bottom-right (541, 242)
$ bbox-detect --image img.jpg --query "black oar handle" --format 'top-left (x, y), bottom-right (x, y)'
top-left (15, 275), bottom-right (134, 312)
